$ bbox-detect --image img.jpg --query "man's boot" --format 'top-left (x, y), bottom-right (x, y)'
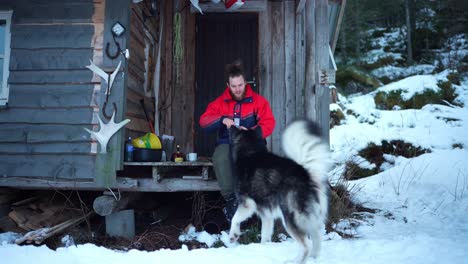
top-left (223, 193), bottom-right (238, 223)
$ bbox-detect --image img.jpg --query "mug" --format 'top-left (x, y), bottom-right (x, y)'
top-left (187, 152), bottom-right (198, 162)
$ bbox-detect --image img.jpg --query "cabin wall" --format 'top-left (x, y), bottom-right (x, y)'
top-left (0, 0), bottom-right (105, 179)
top-left (157, 0), bottom-right (330, 156)
top-left (158, 0), bottom-right (196, 153)
top-left (259, 0), bottom-right (306, 153)
top-left (125, 0), bottom-right (159, 138)
top-left (257, 0), bottom-right (330, 153)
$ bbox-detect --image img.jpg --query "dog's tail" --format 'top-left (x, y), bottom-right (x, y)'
top-left (282, 120), bottom-right (331, 222)
top-left (281, 120), bottom-right (331, 183)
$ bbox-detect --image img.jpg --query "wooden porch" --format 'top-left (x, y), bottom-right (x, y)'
top-left (0, 0), bottom-right (345, 192)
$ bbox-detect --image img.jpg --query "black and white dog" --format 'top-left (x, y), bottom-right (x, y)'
top-left (228, 120), bottom-right (330, 263)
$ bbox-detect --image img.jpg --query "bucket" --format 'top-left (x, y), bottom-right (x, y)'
top-left (132, 133), bottom-right (162, 149)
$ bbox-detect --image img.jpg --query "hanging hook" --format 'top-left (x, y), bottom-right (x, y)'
top-left (106, 37), bottom-right (122, 60)
top-left (102, 101), bottom-right (118, 120)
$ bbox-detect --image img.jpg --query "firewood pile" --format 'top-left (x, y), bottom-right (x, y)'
top-left (0, 190), bottom-right (93, 245)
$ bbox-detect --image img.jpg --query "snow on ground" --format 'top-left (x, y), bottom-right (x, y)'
top-left (2, 71), bottom-right (468, 263)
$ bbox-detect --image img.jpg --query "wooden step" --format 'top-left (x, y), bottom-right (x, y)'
top-left (124, 161), bottom-right (213, 182)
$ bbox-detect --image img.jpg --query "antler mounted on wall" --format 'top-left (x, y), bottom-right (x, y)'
top-left (84, 110), bottom-right (130, 154)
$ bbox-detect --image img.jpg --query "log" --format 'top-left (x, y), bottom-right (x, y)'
top-left (92, 193), bottom-right (139, 216)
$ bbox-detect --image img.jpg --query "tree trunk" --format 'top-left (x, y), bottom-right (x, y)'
top-left (405, 0), bottom-right (413, 64)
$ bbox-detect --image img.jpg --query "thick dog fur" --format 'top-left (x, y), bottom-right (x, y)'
top-left (228, 120), bottom-right (331, 264)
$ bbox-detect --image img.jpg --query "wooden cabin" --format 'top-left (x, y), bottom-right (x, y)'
top-left (0, 0), bottom-right (345, 192)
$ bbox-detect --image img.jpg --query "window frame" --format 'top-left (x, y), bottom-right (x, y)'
top-left (0, 10), bottom-right (12, 107)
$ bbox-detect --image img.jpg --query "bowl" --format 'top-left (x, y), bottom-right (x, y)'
top-left (133, 147), bottom-right (162, 162)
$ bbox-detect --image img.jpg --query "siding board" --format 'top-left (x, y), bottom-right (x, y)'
top-left (10, 49), bottom-right (93, 70)
top-left (8, 84), bottom-right (96, 108)
top-left (270, 1), bottom-right (285, 154)
top-left (0, 142), bottom-right (94, 154)
top-left (9, 70), bottom-right (94, 84)
top-left (0, 124), bottom-right (94, 143)
top-left (11, 25), bottom-right (95, 49)
top-left (11, 2), bottom-right (96, 24)
top-left (259, 2), bottom-right (272, 150)
top-left (284, 0), bottom-right (296, 127)
top-left (0, 155), bottom-right (95, 179)
top-left (0, 108), bottom-right (96, 124)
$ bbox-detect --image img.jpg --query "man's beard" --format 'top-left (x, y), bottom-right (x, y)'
top-left (230, 90), bottom-right (246, 101)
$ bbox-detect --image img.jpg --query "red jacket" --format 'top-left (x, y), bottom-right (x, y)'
top-left (199, 84), bottom-right (275, 145)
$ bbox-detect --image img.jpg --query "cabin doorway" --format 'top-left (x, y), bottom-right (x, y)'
top-left (194, 13), bottom-right (259, 157)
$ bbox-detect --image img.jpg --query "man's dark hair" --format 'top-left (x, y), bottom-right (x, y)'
top-left (225, 60), bottom-right (245, 83)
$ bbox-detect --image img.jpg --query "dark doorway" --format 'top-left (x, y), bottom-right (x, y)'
top-left (194, 13), bottom-right (258, 157)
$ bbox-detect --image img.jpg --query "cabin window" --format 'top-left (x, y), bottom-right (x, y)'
top-left (0, 11), bottom-right (12, 106)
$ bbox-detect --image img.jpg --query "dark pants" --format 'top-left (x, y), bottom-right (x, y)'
top-left (212, 144), bottom-right (235, 199)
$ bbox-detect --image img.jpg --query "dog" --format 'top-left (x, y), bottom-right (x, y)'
top-left (228, 120), bottom-right (330, 263)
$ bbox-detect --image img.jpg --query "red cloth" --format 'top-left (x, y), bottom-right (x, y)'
top-left (199, 84), bottom-right (275, 143)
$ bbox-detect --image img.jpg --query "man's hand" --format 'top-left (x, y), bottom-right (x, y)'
top-left (222, 118), bottom-right (235, 128)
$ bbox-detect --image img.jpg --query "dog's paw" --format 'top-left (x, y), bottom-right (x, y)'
top-left (229, 231), bottom-right (240, 243)
top-left (260, 237), bottom-right (271, 244)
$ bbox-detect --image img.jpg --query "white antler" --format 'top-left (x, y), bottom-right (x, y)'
top-left (84, 110), bottom-right (130, 154)
top-left (86, 60), bottom-right (122, 95)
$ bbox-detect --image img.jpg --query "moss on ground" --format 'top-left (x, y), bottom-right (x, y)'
top-left (374, 79), bottom-right (462, 110)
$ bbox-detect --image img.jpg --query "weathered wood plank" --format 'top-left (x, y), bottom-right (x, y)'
top-left (258, 2), bottom-right (272, 150)
top-left (11, 25), bottom-right (95, 49)
top-left (184, 7), bottom-right (196, 152)
top-left (0, 108), bottom-right (95, 124)
top-left (171, 0), bottom-right (188, 151)
top-left (10, 49), bottom-right (94, 71)
top-left (128, 49), bottom-right (146, 73)
top-left (0, 124), bottom-right (94, 143)
top-left (9, 70), bottom-right (94, 84)
top-left (0, 155), bottom-right (95, 179)
top-left (315, 0), bottom-right (330, 142)
top-left (128, 65), bottom-right (146, 86)
top-left (8, 84), bottom-right (96, 108)
top-left (94, 0), bottom-right (132, 187)
top-left (284, 0), bottom-right (296, 125)
top-left (125, 117), bottom-right (150, 133)
top-left (270, 1), bottom-right (286, 154)
top-left (10, 2), bottom-right (100, 24)
top-left (295, 6), bottom-right (306, 118)
top-left (0, 177), bottom-right (219, 192)
top-left (304, 0), bottom-right (316, 122)
top-left (0, 142), bottom-right (94, 154)
top-left (126, 89), bottom-right (152, 107)
top-left (127, 74), bottom-right (146, 97)
top-left (159, 0), bottom-right (174, 137)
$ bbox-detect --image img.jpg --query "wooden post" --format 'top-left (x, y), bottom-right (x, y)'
top-left (258, 2), bottom-right (272, 150)
top-left (95, 0), bottom-right (131, 187)
top-left (295, 3), bottom-right (306, 118)
top-left (304, 0), bottom-right (316, 121)
top-left (315, 0), bottom-right (330, 143)
top-left (304, 0), bottom-right (329, 144)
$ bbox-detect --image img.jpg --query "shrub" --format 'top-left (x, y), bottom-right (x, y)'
top-left (374, 80), bottom-right (462, 110)
top-left (374, 90), bottom-right (404, 110)
top-left (344, 161), bottom-right (379, 180)
top-left (336, 66), bottom-right (382, 95)
top-left (361, 56), bottom-right (395, 71)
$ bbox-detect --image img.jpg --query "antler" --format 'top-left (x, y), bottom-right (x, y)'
top-left (84, 110), bottom-right (130, 154)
